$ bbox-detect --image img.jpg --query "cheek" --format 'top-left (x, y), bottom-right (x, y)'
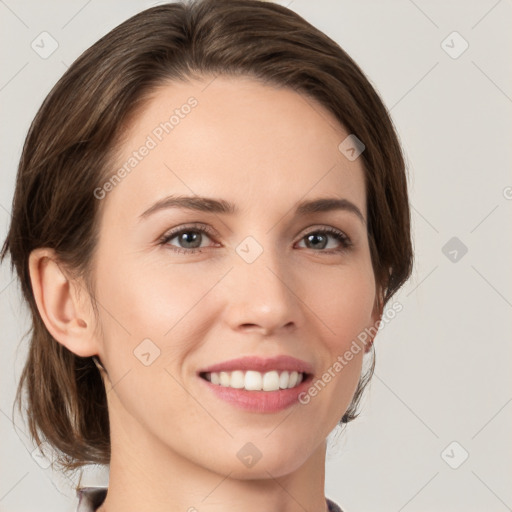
top-left (94, 255), bottom-right (226, 372)
top-left (301, 260), bottom-right (375, 394)
top-left (92, 258), bottom-right (204, 427)
top-left (302, 259), bottom-right (377, 347)
top-left (96, 254), bottom-right (205, 333)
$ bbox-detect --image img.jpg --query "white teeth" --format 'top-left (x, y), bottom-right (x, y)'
top-left (279, 370), bottom-right (289, 389)
top-left (245, 370), bottom-right (262, 390)
top-left (230, 370), bottom-right (245, 389)
top-left (262, 370), bottom-right (280, 391)
top-left (203, 370), bottom-right (306, 391)
top-left (219, 371), bottom-right (230, 387)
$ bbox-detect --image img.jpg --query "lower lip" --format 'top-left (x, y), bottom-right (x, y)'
top-left (198, 375), bottom-right (312, 413)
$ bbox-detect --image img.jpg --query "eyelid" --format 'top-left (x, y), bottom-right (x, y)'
top-left (297, 224), bottom-right (350, 239)
top-left (158, 222), bottom-right (217, 242)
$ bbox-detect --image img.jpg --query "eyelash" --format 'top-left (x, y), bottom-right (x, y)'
top-left (158, 223), bottom-right (352, 255)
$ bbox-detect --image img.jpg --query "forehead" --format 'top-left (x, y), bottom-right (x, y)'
top-left (101, 75), bottom-right (367, 223)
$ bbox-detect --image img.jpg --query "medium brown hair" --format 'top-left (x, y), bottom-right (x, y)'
top-left (1, 0), bottom-right (412, 473)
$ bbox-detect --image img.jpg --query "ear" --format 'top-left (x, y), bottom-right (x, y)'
top-left (365, 287), bottom-right (384, 354)
top-left (28, 247), bottom-right (100, 358)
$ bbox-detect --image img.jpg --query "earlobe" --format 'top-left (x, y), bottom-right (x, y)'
top-left (365, 289), bottom-right (384, 353)
top-left (28, 248), bottom-right (98, 358)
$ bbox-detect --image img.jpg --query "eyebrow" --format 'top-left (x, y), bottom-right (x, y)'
top-left (139, 195), bottom-right (365, 224)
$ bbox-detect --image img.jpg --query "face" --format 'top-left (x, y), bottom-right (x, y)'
top-left (90, 75), bottom-right (379, 478)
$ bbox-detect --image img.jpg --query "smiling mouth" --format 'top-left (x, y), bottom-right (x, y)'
top-left (199, 370), bottom-right (311, 392)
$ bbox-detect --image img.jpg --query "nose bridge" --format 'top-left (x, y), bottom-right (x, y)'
top-left (226, 233), bottom-right (298, 331)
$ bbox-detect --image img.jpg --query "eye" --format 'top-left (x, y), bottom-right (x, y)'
top-left (158, 224), bottom-right (352, 255)
top-left (296, 227), bottom-right (352, 253)
top-left (158, 224), bottom-right (217, 254)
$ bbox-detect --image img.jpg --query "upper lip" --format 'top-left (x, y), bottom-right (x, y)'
top-left (198, 355), bottom-right (314, 375)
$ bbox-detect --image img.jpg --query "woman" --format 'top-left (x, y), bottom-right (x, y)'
top-left (1, 1), bottom-right (412, 511)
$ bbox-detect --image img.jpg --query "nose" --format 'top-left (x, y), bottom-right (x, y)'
top-left (222, 242), bottom-right (300, 336)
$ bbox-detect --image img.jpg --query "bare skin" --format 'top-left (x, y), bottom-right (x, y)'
top-left (29, 75), bottom-right (381, 512)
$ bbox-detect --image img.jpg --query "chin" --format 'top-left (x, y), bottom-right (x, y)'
top-left (225, 438), bottom-right (316, 480)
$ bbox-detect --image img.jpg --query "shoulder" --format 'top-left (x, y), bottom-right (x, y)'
top-left (326, 496), bottom-right (345, 512)
top-left (76, 487), bottom-right (108, 512)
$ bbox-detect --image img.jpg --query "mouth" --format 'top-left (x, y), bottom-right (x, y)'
top-left (196, 355), bottom-right (314, 412)
top-left (199, 369), bottom-right (312, 391)
top-left (198, 370), bottom-right (313, 413)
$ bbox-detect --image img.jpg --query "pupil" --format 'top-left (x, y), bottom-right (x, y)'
top-left (181, 232), bottom-right (200, 248)
top-left (307, 233), bottom-right (326, 249)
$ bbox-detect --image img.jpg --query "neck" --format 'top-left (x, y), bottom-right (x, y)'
top-left (97, 405), bottom-right (329, 512)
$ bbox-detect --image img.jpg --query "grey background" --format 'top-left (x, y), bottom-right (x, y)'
top-left (1, 1), bottom-right (511, 511)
